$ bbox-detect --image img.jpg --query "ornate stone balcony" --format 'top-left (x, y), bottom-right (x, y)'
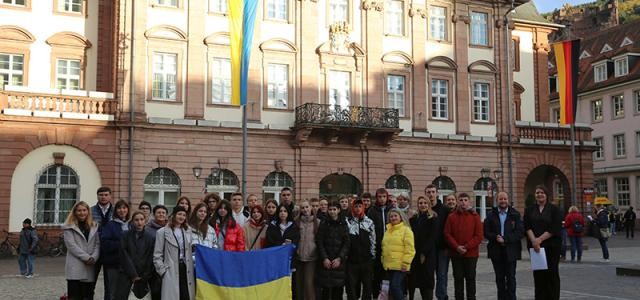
top-left (515, 121), bottom-right (594, 146)
top-left (0, 86), bottom-right (116, 121)
top-left (293, 103), bottom-right (401, 146)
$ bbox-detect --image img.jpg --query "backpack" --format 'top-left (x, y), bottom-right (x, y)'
top-left (572, 219), bottom-right (584, 233)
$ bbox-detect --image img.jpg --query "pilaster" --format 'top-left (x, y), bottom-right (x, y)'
top-left (184, 0), bottom-right (205, 119)
top-left (453, 6), bottom-right (470, 134)
top-left (409, 4), bottom-right (427, 132)
top-left (363, 0), bottom-right (384, 108)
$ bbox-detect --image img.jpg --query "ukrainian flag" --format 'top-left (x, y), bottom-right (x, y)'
top-left (195, 244), bottom-right (295, 299)
top-left (228, 0), bottom-right (258, 106)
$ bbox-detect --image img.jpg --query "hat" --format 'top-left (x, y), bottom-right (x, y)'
top-left (172, 205), bottom-right (188, 215)
top-left (23, 218), bottom-right (32, 224)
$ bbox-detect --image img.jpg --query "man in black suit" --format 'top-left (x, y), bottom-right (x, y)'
top-left (484, 192), bottom-right (524, 300)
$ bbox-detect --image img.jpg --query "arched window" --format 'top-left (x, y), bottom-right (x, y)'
top-left (473, 177), bottom-right (498, 221)
top-left (144, 168), bottom-right (181, 207)
top-left (385, 174), bottom-right (412, 197)
top-left (262, 171), bottom-right (294, 203)
top-left (35, 165), bottom-right (79, 225)
top-left (206, 169), bottom-right (239, 200)
top-left (319, 173), bottom-right (363, 201)
top-left (432, 175), bottom-right (456, 201)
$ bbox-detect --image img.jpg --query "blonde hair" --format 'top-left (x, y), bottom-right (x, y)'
top-left (387, 208), bottom-right (410, 226)
top-left (568, 206), bottom-right (579, 213)
top-left (65, 201), bottom-right (95, 226)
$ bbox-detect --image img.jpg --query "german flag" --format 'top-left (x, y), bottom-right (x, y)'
top-left (553, 39), bottom-right (581, 125)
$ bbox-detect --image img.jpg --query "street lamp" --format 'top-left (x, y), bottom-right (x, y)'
top-left (493, 169), bottom-right (502, 181)
top-left (438, 166), bottom-right (448, 176)
top-left (192, 166), bottom-right (203, 179)
top-left (480, 168), bottom-right (491, 178)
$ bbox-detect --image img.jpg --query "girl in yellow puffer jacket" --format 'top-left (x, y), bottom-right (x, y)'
top-left (381, 208), bottom-right (415, 300)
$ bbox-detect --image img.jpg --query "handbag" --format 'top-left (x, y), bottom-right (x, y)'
top-left (599, 228), bottom-right (612, 239)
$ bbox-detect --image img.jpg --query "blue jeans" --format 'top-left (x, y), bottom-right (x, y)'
top-left (435, 248), bottom-right (450, 300)
top-left (569, 236), bottom-right (582, 261)
top-left (598, 238), bottom-right (609, 259)
top-left (18, 253), bottom-right (34, 276)
top-left (610, 222), bottom-right (616, 235)
top-left (388, 270), bottom-right (407, 300)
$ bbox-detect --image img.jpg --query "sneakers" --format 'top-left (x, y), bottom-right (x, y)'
top-left (603, 258), bottom-right (610, 263)
top-left (25, 274), bottom-right (33, 279)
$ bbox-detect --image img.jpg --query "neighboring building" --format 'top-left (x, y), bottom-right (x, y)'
top-left (547, 0), bottom-right (620, 41)
top-left (1, 0), bottom-right (594, 232)
top-left (549, 19), bottom-right (640, 213)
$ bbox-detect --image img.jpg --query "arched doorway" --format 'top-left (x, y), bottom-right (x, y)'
top-left (524, 165), bottom-right (570, 212)
top-left (473, 177), bottom-right (498, 221)
top-left (432, 176), bottom-right (456, 202)
top-left (319, 173), bottom-right (363, 201)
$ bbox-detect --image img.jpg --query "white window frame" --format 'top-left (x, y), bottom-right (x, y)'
top-left (34, 165), bottom-right (80, 225)
top-left (267, 63), bottom-right (288, 109)
top-left (152, 53), bottom-right (177, 101)
top-left (634, 90), bottom-right (640, 114)
top-left (552, 108), bottom-right (560, 123)
top-left (206, 170), bottom-right (239, 201)
top-left (636, 131), bottom-right (640, 157)
top-left (429, 6), bottom-right (447, 41)
top-left (595, 178), bottom-right (608, 196)
top-left (613, 94), bottom-right (624, 118)
top-left (329, 70), bottom-right (351, 109)
top-left (614, 134), bottom-right (626, 158)
top-left (470, 12), bottom-right (488, 46)
top-left (2, 0), bottom-right (26, 6)
top-left (384, 0), bottom-right (404, 36)
top-left (267, 0), bottom-right (288, 21)
top-left (0, 53), bottom-right (24, 87)
top-left (144, 168), bottom-right (181, 207)
top-left (387, 75), bottom-right (405, 117)
top-left (209, 0), bottom-right (227, 13)
top-left (592, 99), bottom-right (603, 122)
top-left (614, 57), bottom-right (629, 77)
top-left (614, 177), bottom-right (630, 207)
top-left (472, 82), bottom-right (490, 122)
top-left (56, 58), bottom-right (81, 90)
top-left (59, 0), bottom-right (82, 13)
top-left (594, 63), bottom-right (607, 83)
top-left (328, 0), bottom-right (348, 24)
top-left (594, 137), bottom-right (604, 160)
top-left (431, 79), bottom-right (448, 119)
top-left (212, 57), bottom-right (231, 104)
top-left (155, 0), bottom-right (177, 7)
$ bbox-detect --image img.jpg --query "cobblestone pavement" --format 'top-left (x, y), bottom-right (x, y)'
top-left (1, 236), bottom-right (638, 299)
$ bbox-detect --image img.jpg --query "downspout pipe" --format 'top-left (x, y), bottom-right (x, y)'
top-left (128, 0), bottom-right (135, 202)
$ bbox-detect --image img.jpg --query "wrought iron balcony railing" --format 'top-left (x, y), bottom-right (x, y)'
top-left (294, 103), bottom-right (399, 129)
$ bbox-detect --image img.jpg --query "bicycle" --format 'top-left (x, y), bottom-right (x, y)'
top-left (34, 231), bottom-right (53, 257)
top-left (48, 233), bottom-right (66, 257)
top-left (0, 229), bottom-right (18, 258)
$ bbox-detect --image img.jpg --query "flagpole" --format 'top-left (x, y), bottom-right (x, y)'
top-left (242, 104), bottom-right (247, 199)
top-left (570, 123), bottom-right (577, 207)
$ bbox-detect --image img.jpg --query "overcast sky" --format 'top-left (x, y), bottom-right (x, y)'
top-left (533, 0), bottom-right (595, 13)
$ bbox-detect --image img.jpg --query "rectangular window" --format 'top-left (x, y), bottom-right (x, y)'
top-left (267, 63), bottom-right (288, 109)
top-left (152, 53), bottom-right (177, 100)
top-left (594, 63), bottom-right (607, 82)
top-left (431, 79), bottom-right (448, 119)
top-left (613, 94), bottom-right (624, 118)
top-left (470, 12), bottom-right (488, 46)
top-left (549, 76), bottom-right (557, 93)
top-left (615, 178), bottom-right (630, 206)
top-left (328, 0), bottom-right (348, 24)
top-left (329, 70), bottom-right (350, 108)
top-left (0, 53), bottom-right (24, 87)
top-left (592, 99), bottom-right (603, 122)
top-left (595, 178), bottom-right (608, 196)
top-left (429, 6), bottom-right (446, 41)
top-left (594, 137), bottom-right (604, 160)
top-left (155, 0), bottom-right (177, 7)
top-left (209, 0), bottom-right (227, 13)
top-left (385, 0), bottom-right (404, 35)
top-left (212, 58), bottom-right (231, 104)
top-left (472, 82), bottom-right (490, 122)
top-left (387, 75), bottom-right (405, 117)
top-left (614, 134), bottom-right (626, 158)
top-left (56, 59), bottom-right (80, 90)
top-left (267, 0), bottom-right (287, 20)
top-left (614, 57), bottom-right (628, 77)
top-left (2, 0), bottom-right (26, 5)
top-left (634, 90), bottom-right (640, 114)
top-left (60, 0), bottom-right (82, 12)
top-left (636, 131), bottom-right (640, 157)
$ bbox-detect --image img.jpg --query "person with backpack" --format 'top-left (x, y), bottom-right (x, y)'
top-left (18, 218), bottom-right (38, 278)
top-left (563, 206), bottom-right (585, 263)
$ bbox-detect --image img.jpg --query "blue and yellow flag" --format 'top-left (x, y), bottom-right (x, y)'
top-left (195, 244), bottom-right (295, 299)
top-left (228, 0), bottom-right (258, 106)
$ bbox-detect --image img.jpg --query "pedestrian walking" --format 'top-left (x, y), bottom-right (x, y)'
top-left (346, 199), bottom-right (376, 300)
top-left (153, 205), bottom-right (194, 300)
top-left (563, 206), bottom-right (585, 263)
top-left (408, 196), bottom-right (438, 300)
top-left (64, 201), bottom-right (100, 300)
top-left (484, 192), bottom-right (523, 300)
top-left (524, 185), bottom-right (562, 300)
top-left (295, 201), bottom-right (320, 300)
top-left (243, 205), bottom-right (268, 251)
top-left (120, 212), bottom-right (156, 300)
top-left (18, 218), bottom-right (38, 278)
top-left (593, 205), bottom-right (611, 262)
top-left (316, 201), bottom-right (350, 300)
top-left (623, 207), bottom-right (636, 239)
top-left (381, 208), bottom-right (415, 300)
top-left (101, 200), bottom-right (132, 300)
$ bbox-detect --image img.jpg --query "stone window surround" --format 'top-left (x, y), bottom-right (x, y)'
top-left (614, 177), bottom-right (630, 207)
top-left (53, 0), bottom-right (87, 17)
top-left (593, 136), bottom-right (604, 161)
top-left (150, 0), bottom-right (182, 9)
top-left (46, 32), bottom-right (92, 90)
top-left (208, 0), bottom-right (227, 15)
top-left (468, 6), bottom-right (493, 48)
top-left (591, 98), bottom-right (603, 123)
top-left (383, 0), bottom-right (409, 37)
top-left (0, 0), bottom-right (31, 11)
top-left (318, 52), bottom-right (363, 107)
top-left (382, 61), bottom-right (412, 119)
top-left (145, 28), bottom-right (186, 103)
top-left (325, 0), bottom-right (353, 27)
top-left (611, 94), bottom-right (624, 119)
top-left (263, 0), bottom-right (294, 24)
top-left (512, 36), bottom-right (520, 72)
top-left (0, 26), bottom-right (34, 87)
top-left (261, 45), bottom-right (296, 111)
top-left (427, 2), bottom-right (452, 43)
top-left (469, 72), bottom-right (496, 125)
top-left (427, 70), bottom-right (455, 123)
top-left (613, 133), bottom-right (626, 159)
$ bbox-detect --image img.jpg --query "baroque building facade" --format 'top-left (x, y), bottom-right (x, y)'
top-left (1, 0), bottom-right (593, 232)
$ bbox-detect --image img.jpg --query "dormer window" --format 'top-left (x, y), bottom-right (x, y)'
top-left (600, 44), bottom-right (613, 53)
top-left (614, 56), bottom-right (629, 77)
top-left (594, 62), bottom-right (607, 83)
top-left (620, 37), bottom-right (633, 47)
top-left (580, 50), bottom-right (591, 60)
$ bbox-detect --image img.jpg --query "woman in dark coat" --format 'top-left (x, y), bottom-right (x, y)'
top-left (316, 201), bottom-right (350, 300)
top-left (119, 211), bottom-right (156, 299)
top-left (409, 196), bottom-right (439, 300)
top-left (101, 200), bottom-right (131, 300)
top-left (265, 204), bottom-right (301, 247)
top-left (523, 185), bottom-right (562, 300)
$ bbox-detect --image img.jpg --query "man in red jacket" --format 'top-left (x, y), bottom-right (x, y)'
top-left (444, 193), bottom-right (483, 300)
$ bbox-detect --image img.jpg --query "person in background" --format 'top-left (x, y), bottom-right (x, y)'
top-left (246, 194), bottom-right (259, 209)
top-left (524, 185), bottom-right (562, 300)
top-left (210, 200), bottom-right (245, 251)
top-left (408, 196), bottom-right (438, 300)
top-left (244, 205), bottom-right (268, 251)
top-left (444, 193), bottom-right (483, 300)
top-left (484, 192), bottom-right (523, 300)
top-left (388, 195), bottom-right (398, 209)
top-left (361, 193), bottom-right (373, 211)
top-left (264, 199), bottom-right (279, 223)
top-left (346, 199), bottom-right (376, 300)
top-left (120, 212), bottom-right (155, 300)
top-left (280, 187), bottom-right (299, 217)
top-left (90, 186), bottom-right (113, 299)
top-left (608, 211), bottom-right (616, 236)
top-left (153, 206), bottom-right (194, 300)
top-left (231, 192), bottom-right (250, 225)
top-left (188, 202), bottom-right (218, 250)
top-left (445, 193), bottom-right (457, 211)
top-left (310, 198), bottom-right (320, 216)
top-left (427, 185), bottom-right (451, 300)
top-left (203, 193), bottom-right (221, 217)
top-left (64, 201), bottom-right (100, 300)
top-left (396, 192), bottom-right (415, 219)
top-left (381, 208), bottom-right (415, 300)
top-left (339, 197), bottom-right (350, 218)
top-left (559, 221), bottom-right (568, 261)
top-left (594, 204), bottom-right (611, 262)
top-left (369, 188), bottom-right (393, 297)
top-left (317, 198), bottom-right (329, 221)
top-left (564, 206), bottom-right (585, 263)
top-left (138, 201), bottom-right (152, 222)
top-left (176, 196), bottom-right (192, 216)
top-left (623, 207), bottom-right (636, 239)
top-left (18, 218), bottom-right (38, 278)
top-left (145, 204), bottom-right (167, 300)
top-left (295, 200), bottom-right (320, 300)
top-left (101, 200), bottom-right (131, 300)
top-left (316, 201), bottom-right (350, 300)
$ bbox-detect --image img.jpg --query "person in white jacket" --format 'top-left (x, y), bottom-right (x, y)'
top-left (63, 201), bottom-right (100, 300)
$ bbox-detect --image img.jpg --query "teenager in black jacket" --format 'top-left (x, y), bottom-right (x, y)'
top-left (120, 212), bottom-right (156, 300)
top-left (409, 196), bottom-right (439, 300)
top-left (265, 203), bottom-right (300, 299)
top-left (316, 201), bottom-right (350, 300)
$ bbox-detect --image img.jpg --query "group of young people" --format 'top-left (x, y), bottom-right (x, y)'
top-left (59, 183), bottom-right (572, 300)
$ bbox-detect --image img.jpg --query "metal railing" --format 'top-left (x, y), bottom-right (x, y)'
top-left (294, 103), bottom-right (399, 129)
